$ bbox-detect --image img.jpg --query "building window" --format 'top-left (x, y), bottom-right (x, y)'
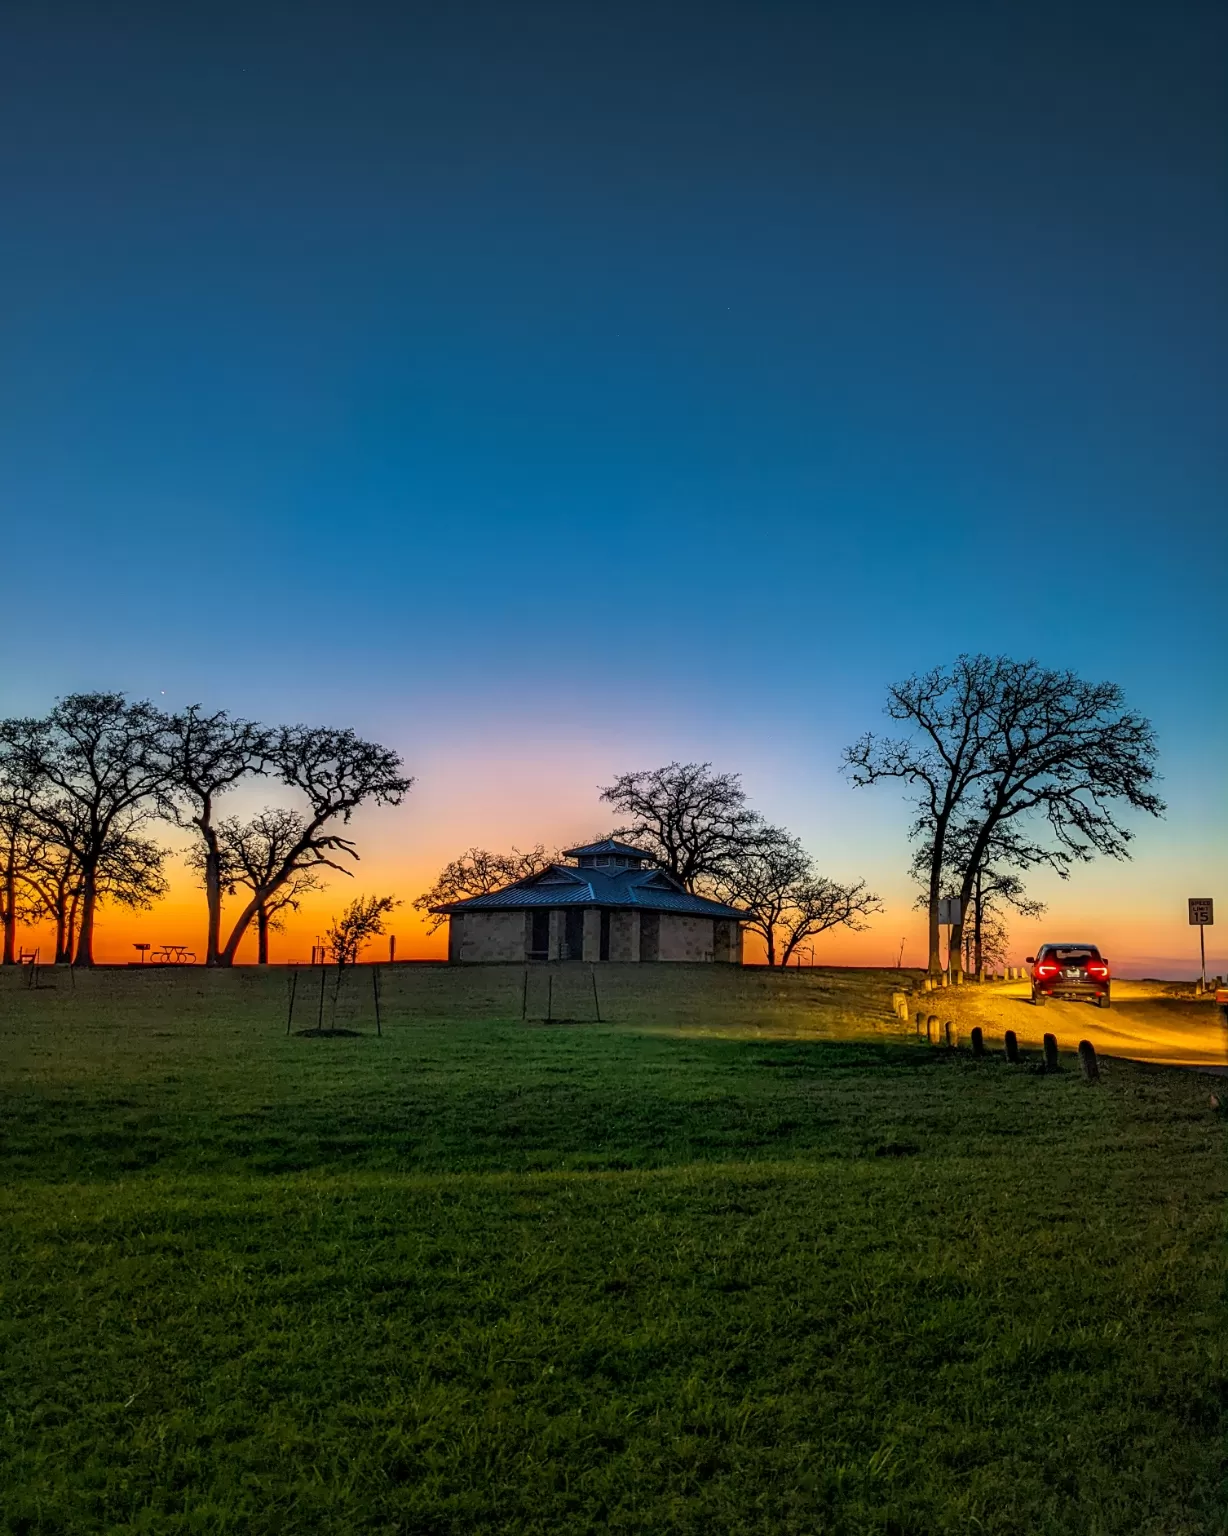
top-left (640, 911), bottom-right (660, 962)
top-left (529, 909), bottom-right (550, 959)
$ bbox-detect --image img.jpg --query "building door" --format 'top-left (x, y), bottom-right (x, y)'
top-left (529, 909), bottom-right (550, 960)
top-left (640, 911), bottom-right (660, 962)
top-left (599, 910), bottom-right (611, 962)
top-left (564, 908), bottom-right (584, 960)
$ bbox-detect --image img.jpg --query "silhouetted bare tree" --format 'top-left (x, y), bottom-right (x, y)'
top-left (21, 820), bottom-right (167, 964)
top-left (189, 808), bottom-right (326, 964)
top-left (413, 845), bottom-right (556, 933)
top-left (0, 695), bottom-right (169, 965)
top-left (599, 763), bottom-right (763, 892)
top-left (159, 705), bottom-right (271, 965)
top-left (713, 827), bottom-right (881, 966)
top-left (215, 727), bottom-right (413, 965)
top-left (0, 801), bottom-right (35, 964)
top-left (844, 656), bottom-right (1163, 976)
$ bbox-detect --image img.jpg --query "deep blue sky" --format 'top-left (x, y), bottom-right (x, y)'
top-left (2, 1), bottom-right (1225, 965)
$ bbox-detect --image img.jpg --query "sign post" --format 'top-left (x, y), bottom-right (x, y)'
top-left (1188, 898), bottom-right (1214, 990)
top-left (938, 896), bottom-right (963, 979)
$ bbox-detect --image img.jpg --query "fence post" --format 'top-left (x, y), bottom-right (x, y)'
top-left (1043, 1033), bottom-right (1059, 1070)
top-left (286, 968), bottom-right (298, 1036)
top-left (970, 1025), bottom-right (984, 1057)
top-left (1078, 1040), bottom-right (1099, 1082)
top-left (372, 966), bottom-right (382, 1037)
top-left (1004, 1029), bottom-right (1020, 1063)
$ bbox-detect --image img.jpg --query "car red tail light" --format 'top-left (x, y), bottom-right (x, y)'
top-left (1086, 961), bottom-right (1109, 979)
top-left (1034, 961), bottom-right (1059, 978)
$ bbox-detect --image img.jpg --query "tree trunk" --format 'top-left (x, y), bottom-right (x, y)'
top-left (202, 823), bottom-right (223, 967)
top-left (218, 888), bottom-right (266, 966)
top-left (927, 858), bottom-right (943, 976)
top-left (973, 873), bottom-right (984, 976)
top-left (1, 854), bottom-right (15, 966)
top-left (64, 888), bottom-right (80, 965)
top-left (73, 869), bottom-right (98, 966)
top-left (256, 904), bottom-right (270, 965)
top-left (53, 889), bottom-right (68, 964)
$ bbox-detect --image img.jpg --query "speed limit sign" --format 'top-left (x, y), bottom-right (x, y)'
top-left (1189, 898), bottom-right (1214, 926)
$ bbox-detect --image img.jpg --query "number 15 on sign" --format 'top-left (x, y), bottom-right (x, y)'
top-left (1189, 898), bottom-right (1214, 989)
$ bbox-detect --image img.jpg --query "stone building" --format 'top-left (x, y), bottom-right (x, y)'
top-left (433, 840), bottom-right (747, 964)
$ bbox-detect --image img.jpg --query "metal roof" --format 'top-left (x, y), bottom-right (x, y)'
top-left (432, 862), bottom-right (749, 921)
top-left (561, 838), bottom-right (653, 860)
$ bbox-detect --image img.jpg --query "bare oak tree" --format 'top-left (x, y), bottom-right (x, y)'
top-left (0, 801), bottom-right (35, 964)
top-left (215, 727), bottom-right (413, 965)
top-left (843, 658), bottom-right (1005, 975)
top-left (844, 656), bottom-right (1163, 976)
top-left (599, 763), bottom-right (763, 892)
top-left (159, 705), bottom-right (271, 965)
top-left (713, 828), bottom-right (881, 966)
top-left (189, 808), bottom-right (327, 964)
top-left (0, 695), bottom-right (169, 965)
top-left (21, 819), bottom-right (168, 965)
top-left (413, 845), bottom-right (556, 934)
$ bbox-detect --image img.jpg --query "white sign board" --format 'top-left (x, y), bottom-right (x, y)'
top-left (1189, 898), bottom-right (1214, 926)
top-left (938, 897), bottom-right (963, 925)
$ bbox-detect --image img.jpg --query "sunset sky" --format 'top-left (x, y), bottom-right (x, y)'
top-left (3, 2), bottom-right (1224, 975)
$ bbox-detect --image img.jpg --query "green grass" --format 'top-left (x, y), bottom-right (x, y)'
top-left (1, 966), bottom-right (1224, 1533)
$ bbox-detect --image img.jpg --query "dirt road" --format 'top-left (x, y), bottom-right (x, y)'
top-left (933, 978), bottom-right (1228, 1070)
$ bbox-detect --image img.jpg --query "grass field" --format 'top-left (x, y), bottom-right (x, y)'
top-left (1, 965), bottom-right (1224, 1534)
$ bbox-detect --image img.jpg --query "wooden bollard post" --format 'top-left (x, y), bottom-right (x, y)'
top-left (939, 974), bottom-right (949, 989)
top-left (970, 1025), bottom-right (984, 1057)
top-left (1043, 1033), bottom-right (1059, 1070)
top-left (1078, 1040), bottom-right (1099, 1082)
top-left (945, 1020), bottom-right (957, 1048)
top-left (915, 1010), bottom-right (927, 1035)
top-left (1004, 1029), bottom-right (1020, 1063)
top-left (927, 1014), bottom-right (941, 1044)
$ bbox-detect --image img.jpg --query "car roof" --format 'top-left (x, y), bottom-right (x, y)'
top-left (1040, 941), bottom-right (1100, 950)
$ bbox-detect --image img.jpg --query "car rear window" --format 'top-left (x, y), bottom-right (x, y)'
top-left (1045, 946), bottom-right (1100, 962)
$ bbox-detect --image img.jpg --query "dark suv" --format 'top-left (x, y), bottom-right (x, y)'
top-left (1026, 943), bottom-right (1111, 1007)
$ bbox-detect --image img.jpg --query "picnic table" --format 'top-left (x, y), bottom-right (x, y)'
top-left (151, 945), bottom-right (196, 965)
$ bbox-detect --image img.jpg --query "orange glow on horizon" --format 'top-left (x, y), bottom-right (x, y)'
top-left (15, 862), bottom-right (1218, 978)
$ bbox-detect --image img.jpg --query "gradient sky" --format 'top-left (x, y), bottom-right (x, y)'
top-left (2, 2), bottom-right (1225, 973)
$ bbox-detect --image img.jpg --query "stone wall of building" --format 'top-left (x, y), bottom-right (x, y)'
top-left (713, 919), bottom-right (743, 964)
top-left (449, 907), bottom-right (745, 964)
top-left (450, 911), bottom-right (528, 963)
top-left (609, 910), bottom-right (641, 962)
top-left (657, 914), bottom-right (716, 962)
